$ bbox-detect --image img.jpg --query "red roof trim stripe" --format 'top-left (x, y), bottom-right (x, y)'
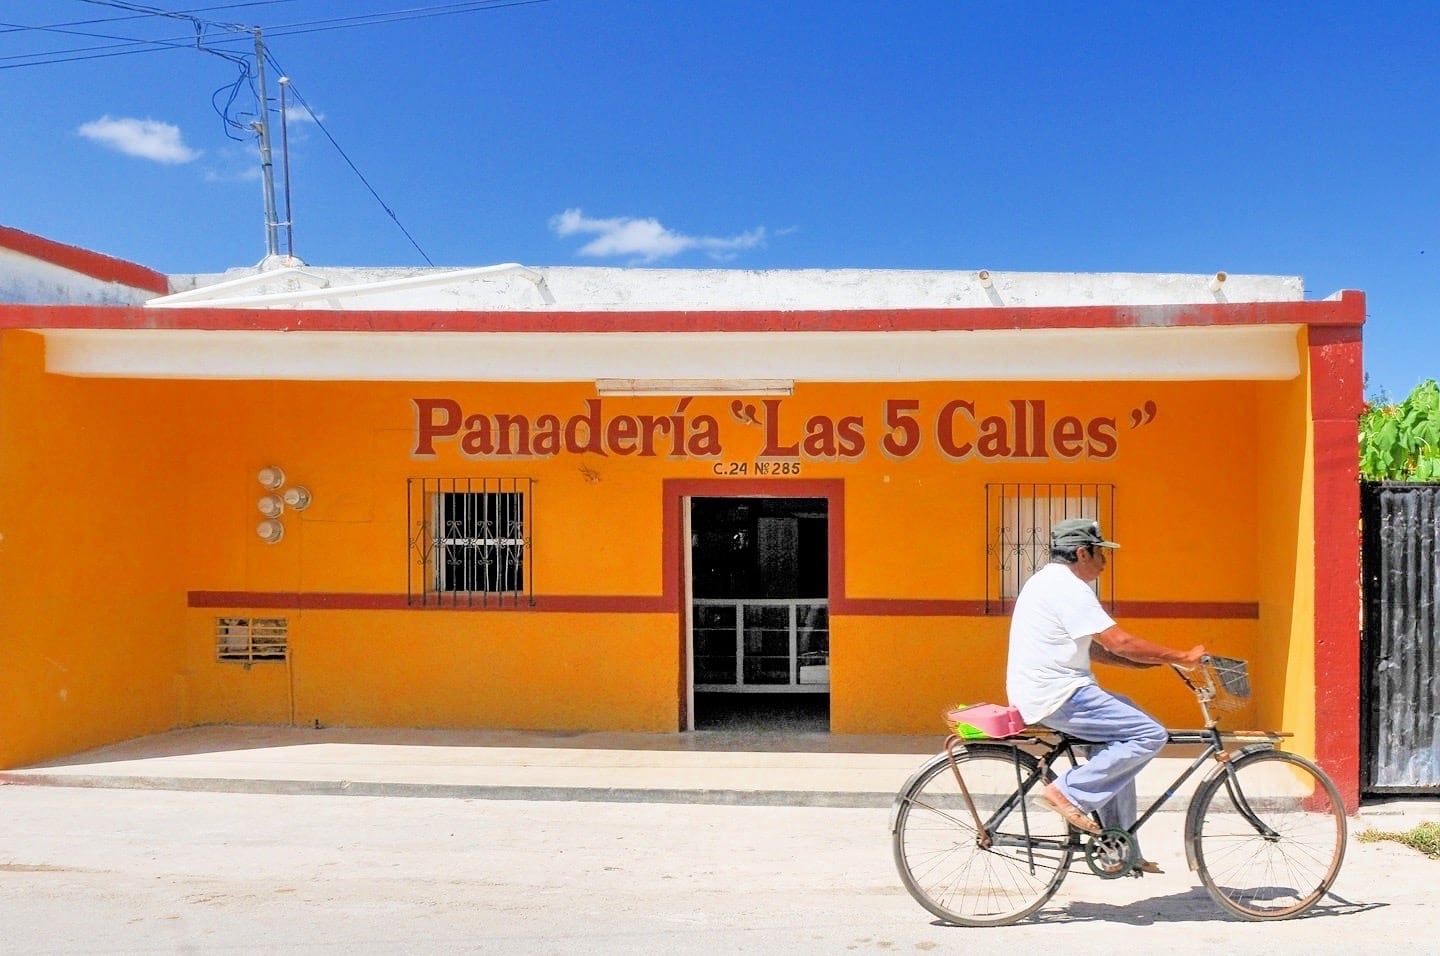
top-left (0, 227), bottom-right (168, 295)
top-left (3, 292), bottom-right (1365, 334)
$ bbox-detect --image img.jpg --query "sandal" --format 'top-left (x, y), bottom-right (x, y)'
top-left (1034, 783), bottom-right (1102, 836)
top-left (1135, 859), bottom-right (1164, 876)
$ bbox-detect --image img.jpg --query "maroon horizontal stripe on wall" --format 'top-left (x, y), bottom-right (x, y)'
top-left (831, 598), bottom-right (991, 616)
top-left (1112, 601), bottom-right (1258, 619)
top-left (832, 598), bottom-right (1257, 619)
top-left (188, 591), bottom-right (1257, 619)
top-left (187, 591), bottom-right (671, 613)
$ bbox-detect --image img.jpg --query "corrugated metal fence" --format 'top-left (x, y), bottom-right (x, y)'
top-left (1361, 482), bottom-right (1440, 794)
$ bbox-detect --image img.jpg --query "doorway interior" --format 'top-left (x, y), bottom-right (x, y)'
top-left (688, 496), bottom-right (830, 732)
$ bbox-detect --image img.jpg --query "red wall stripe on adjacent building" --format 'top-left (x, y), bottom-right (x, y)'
top-left (0, 226), bottom-right (168, 295)
top-left (1307, 320), bottom-right (1365, 811)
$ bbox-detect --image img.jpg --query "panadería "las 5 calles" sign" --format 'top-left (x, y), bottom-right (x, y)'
top-left (413, 397), bottom-right (1150, 463)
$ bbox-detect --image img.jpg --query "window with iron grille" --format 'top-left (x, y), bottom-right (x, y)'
top-left (408, 477), bottom-right (534, 607)
top-left (985, 483), bottom-right (1115, 613)
top-left (216, 617), bottom-right (288, 662)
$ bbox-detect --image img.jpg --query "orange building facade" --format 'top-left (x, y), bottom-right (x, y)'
top-left (0, 227), bottom-right (1365, 805)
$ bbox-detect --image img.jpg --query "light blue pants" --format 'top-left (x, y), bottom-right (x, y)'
top-left (1043, 683), bottom-right (1168, 836)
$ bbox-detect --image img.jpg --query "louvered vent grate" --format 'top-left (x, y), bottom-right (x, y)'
top-left (216, 617), bottom-right (288, 662)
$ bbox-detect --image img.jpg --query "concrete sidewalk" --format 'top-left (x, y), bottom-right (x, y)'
top-left (0, 725), bottom-right (948, 806)
top-left (1, 724), bottom-right (1434, 827)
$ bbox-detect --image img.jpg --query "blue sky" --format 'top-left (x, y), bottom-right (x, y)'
top-left (2, 1), bottom-right (1437, 400)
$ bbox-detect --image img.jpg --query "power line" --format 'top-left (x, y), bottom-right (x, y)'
top-left (265, 50), bottom-right (434, 265)
top-left (0, 0), bottom-right (294, 33)
top-left (255, 0), bottom-right (552, 38)
top-left (11, 4), bottom-right (260, 139)
top-left (0, 0), bottom-right (250, 68)
top-left (0, 17), bottom-right (203, 47)
top-left (74, 0), bottom-right (244, 28)
top-left (3, 1), bottom-right (554, 263)
top-left (0, 26), bottom-right (192, 65)
top-left (0, 0), bottom-right (551, 67)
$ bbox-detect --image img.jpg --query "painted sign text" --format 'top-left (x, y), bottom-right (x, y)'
top-left (412, 396), bottom-right (1134, 462)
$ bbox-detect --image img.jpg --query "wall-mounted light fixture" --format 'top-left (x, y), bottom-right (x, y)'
top-left (595, 378), bottom-right (794, 397)
top-left (254, 466), bottom-right (313, 543)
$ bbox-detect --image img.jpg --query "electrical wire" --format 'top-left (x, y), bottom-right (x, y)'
top-left (0, 1), bottom-right (294, 33)
top-left (0, 16), bottom-right (210, 47)
top-left (265, 50), bottom-right (434, 265)
top-left (0, 1), bottom-right (295, 54)
top-left (73, 0), bottom-right (295, 17)
top-left (75, 0), bottom-right (245, 29)
top-left (3, 0), bottom-right (554, 262)
top-left (0, 27), bottom-right (189, 64)
top-left (208, 43), bottom-right (256, 140)
top-left (1, 0), bottom-right (551, 66)
top-left (0, 0), bottom-right (250, 68)
top-left (251, 0), bottom-right (552, 38)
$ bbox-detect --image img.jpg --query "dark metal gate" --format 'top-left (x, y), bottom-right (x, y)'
top-left (1361, 482), bottom-right (1440, 794)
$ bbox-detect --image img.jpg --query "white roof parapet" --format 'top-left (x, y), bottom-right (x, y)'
top-left (156, 266), bottom-right (1305, 312)
top-left (148, 263), bottom-right (554, 309)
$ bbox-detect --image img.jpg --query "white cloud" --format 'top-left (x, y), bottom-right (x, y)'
top-left (202, 144), bottom-right (265, 183)
top-left (77, 116), bottom-right (200, 164)
top-left (283, 100), bottom-right (321, 125)
top-left (550, 208), bottom-right (766, 263)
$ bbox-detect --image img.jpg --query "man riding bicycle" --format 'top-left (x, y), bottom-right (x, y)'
top-left (1006, 518), bottom-right (1205, 874)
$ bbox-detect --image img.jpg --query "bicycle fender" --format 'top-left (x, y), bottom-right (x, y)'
top-left (887, 742), bottom-right (1025, 834)
top-left (1182, 743), bottom-right (1275, 871)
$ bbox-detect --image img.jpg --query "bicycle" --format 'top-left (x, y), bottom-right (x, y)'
top-left (890, 656), bottom-right (1346, 925)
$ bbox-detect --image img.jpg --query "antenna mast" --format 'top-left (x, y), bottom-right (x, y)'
top-left (251, 27), bottom-right (282, 263)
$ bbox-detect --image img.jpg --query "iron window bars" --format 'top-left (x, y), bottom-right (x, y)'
top-left (985, 482), bottom-right (1115, 614)
top-left (408, 477), bottom-right (535, 607)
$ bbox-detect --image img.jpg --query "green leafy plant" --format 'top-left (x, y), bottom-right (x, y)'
top-left (1359, 379), bottom-right (1440, 481)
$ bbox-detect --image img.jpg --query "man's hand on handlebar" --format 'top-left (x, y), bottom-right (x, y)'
top-left (1176, 645), bottom-right (1207, 669)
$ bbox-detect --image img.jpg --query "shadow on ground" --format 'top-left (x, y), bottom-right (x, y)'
top-left (1022, 889), bottom-right (1386, 927)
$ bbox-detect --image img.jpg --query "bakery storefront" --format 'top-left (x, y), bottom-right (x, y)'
top-left (0, 228), bottom-right (1364, 802)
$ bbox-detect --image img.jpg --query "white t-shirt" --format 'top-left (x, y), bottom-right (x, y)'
top-left (1006, 562), bottom-right (1117, 724)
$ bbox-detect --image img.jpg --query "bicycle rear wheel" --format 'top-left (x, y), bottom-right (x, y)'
top-left (1189, 748), bottom-right (1346, 920)
top-left (892, 744), bottom-right (1074, 926)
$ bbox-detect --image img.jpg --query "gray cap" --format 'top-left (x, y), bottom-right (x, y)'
top-left (1051, 518), bottom-right (1120, 550)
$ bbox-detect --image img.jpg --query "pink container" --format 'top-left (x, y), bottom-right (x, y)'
top-left (945, 703), bottom-right (1027, 739)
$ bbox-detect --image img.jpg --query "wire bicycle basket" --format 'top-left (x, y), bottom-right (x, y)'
top-left (1206, 655), bottom-right (1251, 711)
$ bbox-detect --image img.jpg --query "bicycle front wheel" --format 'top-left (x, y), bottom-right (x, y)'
top-left (1189, 748), bottom-right (1346, 920)
top-left (892, 744), bottom-right (1074, 927)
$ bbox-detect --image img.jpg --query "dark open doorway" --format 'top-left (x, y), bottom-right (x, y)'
top-left (689, 496), bottom-right (830, 732)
